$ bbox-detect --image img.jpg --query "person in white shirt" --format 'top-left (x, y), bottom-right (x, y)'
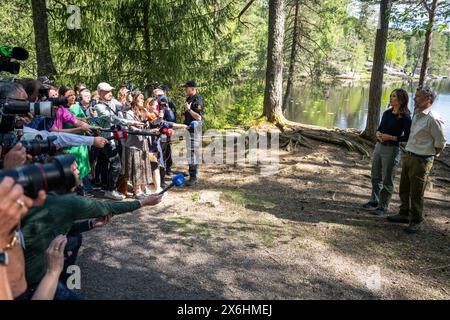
top-left (387, 86), bottom-right (447, 234)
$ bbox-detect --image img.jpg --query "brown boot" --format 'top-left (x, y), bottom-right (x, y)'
top-left (117, 175), bottom-right (129, 195)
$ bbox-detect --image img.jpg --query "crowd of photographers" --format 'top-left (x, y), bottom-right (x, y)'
top-left (0, 76), bottom-right (204, 300)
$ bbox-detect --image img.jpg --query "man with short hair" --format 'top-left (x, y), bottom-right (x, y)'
top-left (387, 86), bottom-right (447, 233)
top-left (94, 82), bottom-right (142, 200)
top-left (182, 80), bottom-right (204, 186)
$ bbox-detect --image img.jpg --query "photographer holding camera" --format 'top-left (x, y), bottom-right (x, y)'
top-left (0, 177), bottom-right (38, 299)
top-left (0, 176), bottom-right (86, 300)
top-left (20, 160), bottom-right (163, 299)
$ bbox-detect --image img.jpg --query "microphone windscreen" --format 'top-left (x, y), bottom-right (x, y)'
top-left (11, 47), bottom-right (29, 60)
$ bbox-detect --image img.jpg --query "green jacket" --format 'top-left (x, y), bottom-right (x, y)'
top-left (21, 193), bottom-right (141, 286)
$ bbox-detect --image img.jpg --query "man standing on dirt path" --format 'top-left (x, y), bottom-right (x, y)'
top-left (387, 86), bottom-right (447, 234)
top-left (182, 81), bottom-right (204, 187)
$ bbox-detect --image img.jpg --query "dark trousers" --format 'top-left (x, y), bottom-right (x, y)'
top-left (160, 141), bottom-right (172, 185)
top-left (186, 130), bottom-right (201, 177)
top-left (161, 141), bottom-right (173, 173)
top-left (94, 148), bottom-right (108, 187)
top-left (102, 143), bottom-right (121, 191)
top-left (399, 154), bottom-right (434, 223)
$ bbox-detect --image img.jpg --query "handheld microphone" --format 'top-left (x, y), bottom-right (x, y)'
top-left (157, 174), bottom-right (185, 195)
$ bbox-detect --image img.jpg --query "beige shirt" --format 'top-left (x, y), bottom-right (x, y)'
top-left (405, 107), bottom-right (447, 156)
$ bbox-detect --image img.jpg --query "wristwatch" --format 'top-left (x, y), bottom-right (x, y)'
top-left (0, 251), bottom-right (8, 266)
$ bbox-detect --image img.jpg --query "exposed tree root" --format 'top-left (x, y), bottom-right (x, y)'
top-left (435, 158), bottom-right (450, 170)
top-left (274, 117), bottom-right (375, 157)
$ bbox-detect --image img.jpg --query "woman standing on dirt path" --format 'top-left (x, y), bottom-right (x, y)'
top-left (362, 89), bottom-right (412, 215)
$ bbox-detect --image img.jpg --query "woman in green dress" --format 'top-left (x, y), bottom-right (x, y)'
top-left (57, 86), bottom-right (92, 193)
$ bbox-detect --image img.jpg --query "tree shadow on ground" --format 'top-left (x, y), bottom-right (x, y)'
top-left (195, 156), bottom-right (450, 297)
top-left (78, 209), bottom-right (381, 299)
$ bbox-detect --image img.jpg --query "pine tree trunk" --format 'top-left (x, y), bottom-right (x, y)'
top-left (263, 0), bottom-right (286, 123)
top-left (419, 0), bottom-right (438, 87)
top-left (31, 0), bottom-right (57, 77)
top-left (362, 0), bottom-right (391, 141)
top-left (143, 1), bottom-right (151, 63)
top-left (282, 0), bottom-right (301, 112)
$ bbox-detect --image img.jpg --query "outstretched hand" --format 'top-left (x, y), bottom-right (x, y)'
top-left (91, 214), bottom-right (112, 229)
top-left (140, 194), bottom-right (163, 207)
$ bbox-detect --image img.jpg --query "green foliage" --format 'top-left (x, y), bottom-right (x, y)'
top-left (386, 42), bottom-right (397, 66)
top-left (429, 32), bottom-right (450, 75)
top-left (385, 40), bottom-right (406, 67)
top-left (395, 40), bottom-right (406, 67)
top-left (49, 0), bottom-right (241, 88)
top-left (206, 82), bottom-right (264, 129)
top-left (393, 0), bottom-right (450, 36)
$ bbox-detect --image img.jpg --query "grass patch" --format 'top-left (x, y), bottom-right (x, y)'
top-left (166, 216), bottom-right (212, 238)
top-left (191, 192), bottom-right (200, 202)
top-left (221, 190), bottom-right (275, 211)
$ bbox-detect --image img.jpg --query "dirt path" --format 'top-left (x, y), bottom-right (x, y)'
top-left (77, 142), bottom-right (450, 300)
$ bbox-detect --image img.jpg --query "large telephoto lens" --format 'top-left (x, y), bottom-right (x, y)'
top-left (0, 97), bottom-right (68, 117)
top-left (0, 154), bottom-right (77, 198)
top-left (21, 137), bottom-right (58, 157)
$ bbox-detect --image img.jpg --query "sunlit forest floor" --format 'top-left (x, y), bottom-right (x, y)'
top-left (77, 140), bottom-right (450, 299)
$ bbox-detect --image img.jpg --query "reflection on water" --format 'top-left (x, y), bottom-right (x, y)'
top-left (285, 79), bottom-right (450, 140)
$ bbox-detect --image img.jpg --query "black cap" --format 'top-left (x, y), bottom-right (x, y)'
top-left (182, 80), bottom-right (197, 88)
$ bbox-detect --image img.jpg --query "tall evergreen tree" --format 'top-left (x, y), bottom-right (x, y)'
top-left (263, 0), bottom-right (286, 122)
top-left (362, 0), bottom-right (392, 141)
top-left (31, 0), bottom-right (57, 76)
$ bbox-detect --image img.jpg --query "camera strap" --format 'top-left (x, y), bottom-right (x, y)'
top-left (98, 101), bottom-right (120, 117)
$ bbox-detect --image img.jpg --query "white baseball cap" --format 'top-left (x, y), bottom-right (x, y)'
top-left (97, 82), bottom-right (114, 92)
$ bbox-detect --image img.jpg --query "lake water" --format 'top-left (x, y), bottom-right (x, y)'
top-left (284, 79), bottom-right (450, 141)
